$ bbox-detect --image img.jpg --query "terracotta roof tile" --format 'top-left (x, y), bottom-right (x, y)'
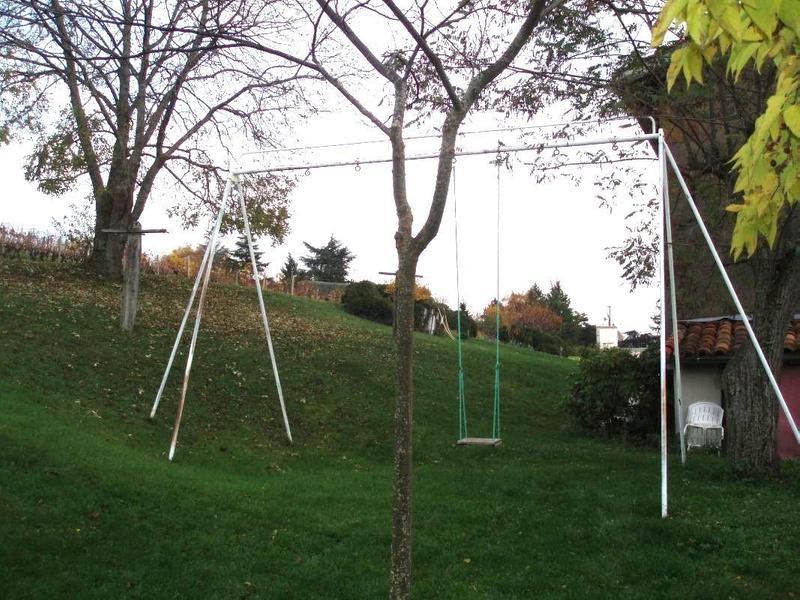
top-left (666, 318), bottom-right (800, 360)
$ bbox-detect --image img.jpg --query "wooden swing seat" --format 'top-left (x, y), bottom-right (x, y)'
top-left (457, 437), bottom-right (502, 447)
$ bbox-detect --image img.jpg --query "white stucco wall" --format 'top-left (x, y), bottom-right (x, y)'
top-left (675, 366), bottom-right (723, 433)
top-left (596, 326), bottom-right (618, 349)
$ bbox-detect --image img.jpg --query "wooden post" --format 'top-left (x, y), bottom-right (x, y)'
top-left (290, 274), bottom-right (295, 296)
top-left (101, 225), bottom-right (166, 333)
top-left (121, 222), bottom-right (142, 332)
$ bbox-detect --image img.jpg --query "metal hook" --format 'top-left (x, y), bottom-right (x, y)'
top-left (355, 161), bottom-right (361, 172)
top-left (304, 168), bottom-right (311, 176)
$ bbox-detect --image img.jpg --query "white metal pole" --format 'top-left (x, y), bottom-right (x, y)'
top-left (663, 150), bottom-right (687, 465)
top-left (150, 213), bottom-right (221, 418)
top-left (664, 143), bottom-right (800, 444)
top-left (658, 131), bottom-right (669, 518)
top-left (167, 178), bottom-right (231, 460)
top-left (236, 178), bottom-right (293, 443)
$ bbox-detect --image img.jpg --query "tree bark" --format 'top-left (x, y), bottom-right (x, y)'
top-left (722, 218), bottom-right (800, 473)
top-left (91, 210), bottom-right (129, 280)
top-left (390, 252), bottom-right (418, 600)
top-left (723, 347), bottom-right (781, 473)
top-left (90, 175), bottom-right (135, 279)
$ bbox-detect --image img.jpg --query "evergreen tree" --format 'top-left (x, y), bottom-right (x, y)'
top-left (544, 281), bottom-right (588, 345)
top-left (300, 236), bottom-right (355, 282)
top-left (230, 233), bottom-right (266, 272)
top-left (526, 283), bottom-right (545, 305)
top-left (280, 253), bottom-right (305, 282)
top-left (544, 281), bottom-right (571, 320)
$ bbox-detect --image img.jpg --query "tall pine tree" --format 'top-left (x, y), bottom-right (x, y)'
top-left (280, 253), bottom-right (305, 282)
top-left (230, 233), bottom-right (266, 272)
top-left (544, 281), bottom-right (588, 345)
top-left (300, 236), bottom-right (354, 282)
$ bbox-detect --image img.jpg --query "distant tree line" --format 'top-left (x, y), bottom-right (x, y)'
top-left (479, 282), bottom-right (596, 356)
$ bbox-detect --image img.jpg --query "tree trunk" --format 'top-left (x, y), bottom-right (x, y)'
top-left (390, 252), bottom-right (418, 600)
top-left (722, 240), bottom-right (800, 473)
top-left (723, 347), bottom-right (781, 472)
top-left (90, 183), bottom-right (133, 280)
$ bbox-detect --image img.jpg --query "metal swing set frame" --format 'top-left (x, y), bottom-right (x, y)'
top-left (149, 120), bottom-right (800, 518)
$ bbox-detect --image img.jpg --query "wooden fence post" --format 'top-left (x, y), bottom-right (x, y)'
top-left (121, 222), bottom-right (142, 332)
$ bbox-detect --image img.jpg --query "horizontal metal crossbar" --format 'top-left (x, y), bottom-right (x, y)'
top-left (101, 228), bottom-right (168, 235)
top-left (236, 116), bottom-right (657, 160)
top-left (233, 133), bottom-right (659, 176)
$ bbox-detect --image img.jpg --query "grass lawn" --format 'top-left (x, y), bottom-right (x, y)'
top-left (1, 258), bottom-right (799, 599)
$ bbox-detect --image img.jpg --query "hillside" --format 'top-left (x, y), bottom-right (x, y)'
top-left (1, 259), bottom-right (799, 599)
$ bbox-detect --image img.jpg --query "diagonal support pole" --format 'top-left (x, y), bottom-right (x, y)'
top-left (236, 177), bottom-right (293, 443)
top-left (150, 216), bottom-right (220, 418)
top-left (168, 178), bottom-right (232, 460)
top-left (664, 143), bottom-right (800, 445)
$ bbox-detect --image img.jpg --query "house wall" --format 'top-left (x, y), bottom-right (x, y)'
top-left (677, 366), bottom-right (723, 434)
top-left (677, 363), bottom-right (800, 459)
top-left (596, 327), bottom-right (618, 349)
top-left (778, 366), bottom-right (800, 460)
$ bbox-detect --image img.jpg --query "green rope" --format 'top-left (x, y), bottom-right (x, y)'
top-left (453, 156), bottom-right (503, 442)
top-left (492, 157), bottom-right (501, 440)
top-left (452, 163), bottom-right (468, 440)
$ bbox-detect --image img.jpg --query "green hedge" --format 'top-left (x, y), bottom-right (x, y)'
top-left (565, 346), bottom-right (659, 442)
top-left (341, 281), bottom-right (393, 325)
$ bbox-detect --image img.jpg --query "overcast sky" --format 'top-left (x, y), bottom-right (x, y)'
top-left (0, 107), bottom-right (660, 333)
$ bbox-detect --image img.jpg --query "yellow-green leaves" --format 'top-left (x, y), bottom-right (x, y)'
top-left (652, 0), bottom-right (689, 46)
top-left (778, 0), bottom-right (800, 36)
top-left (785, 105), bottom-right (800, 136)
top-left (666, 45), bottom-right (705, 90)
top-left (742, 0), bottom-right (778, 37)
top-left (654, 0), bottom-right (800, 259)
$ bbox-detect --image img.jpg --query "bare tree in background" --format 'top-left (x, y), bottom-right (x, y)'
top-left (214, 1), bottom-right (568, 596)
top-left (0, 0), bottom-right (304, 278)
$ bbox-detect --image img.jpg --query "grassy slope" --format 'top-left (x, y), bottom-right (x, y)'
top-left (1, 259), bottom-right (798, 599)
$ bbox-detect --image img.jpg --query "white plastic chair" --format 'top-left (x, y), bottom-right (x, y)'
top-left (684, 402), bottom-right (724, 452)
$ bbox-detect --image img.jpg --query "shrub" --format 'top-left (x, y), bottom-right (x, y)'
top-left (342, 281), bottom-right (393, 325)
top-left (566, 346), bottom-right (659, 442)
